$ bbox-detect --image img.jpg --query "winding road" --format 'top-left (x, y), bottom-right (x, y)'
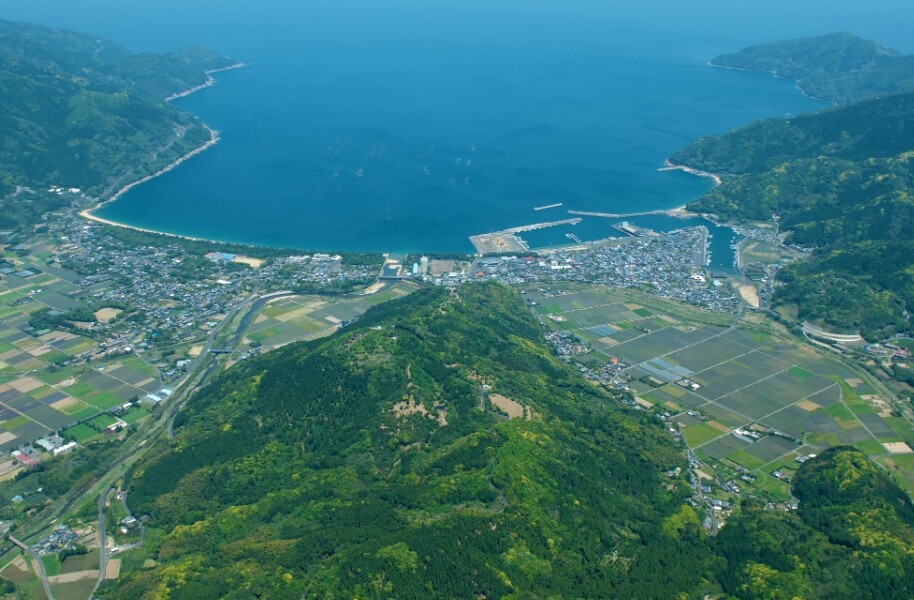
top-left (9, 535), bottom-right (54, 600)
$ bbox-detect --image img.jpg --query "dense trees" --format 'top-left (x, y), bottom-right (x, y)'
top-left (711, 32), bottom-right (914, 105)
top-left (673, 93), bottom-right (914, 337)
top-left (0, 20), bottom-right (234, 231)
top-left (100, 285), bottom-right (914, 598)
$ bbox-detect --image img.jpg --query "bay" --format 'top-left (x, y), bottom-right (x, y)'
top-left (3, 0), bottom-right (911, 253)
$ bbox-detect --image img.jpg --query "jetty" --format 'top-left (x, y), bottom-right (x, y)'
top-left (657, 161), bottom-right (722, 185)
top-left (534, 203), bottom-right (563, 211)
top-left (569, 209), bottom-right (670, 219)
top-left (470, 218), bottom-right (581, 255)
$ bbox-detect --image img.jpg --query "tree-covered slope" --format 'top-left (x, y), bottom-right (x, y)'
top-left (673, 94), bottom-right (914, 337)
top-left (0, 20), bottom-right (233, 102)
top-left (715, 447), bottom-right (914, 599)
top-left (670, 92), bottom-right (914, 176)
top-left (0, 19), bottom-right (235, 228)
top-left (712, 32), bottom-right (914, 105)
top-left (105, 284), bottom-right (706, 599)
top-left (100, 286), bottom-right (914, 599)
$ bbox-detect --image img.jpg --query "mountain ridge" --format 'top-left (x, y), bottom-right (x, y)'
top-left (0, 19), bottom-right (235, 230)
top-left (711, 32), bottom-right (914, 105)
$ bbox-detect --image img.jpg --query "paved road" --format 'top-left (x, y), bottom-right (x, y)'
top-left (94, 486), bottom-right (113, 592)
top-left (6, 290), bottom-right (298, 596)
top-left (8, 535), bottom-right (54, 600)
top-left (108, 492), bottom-right (145, 555)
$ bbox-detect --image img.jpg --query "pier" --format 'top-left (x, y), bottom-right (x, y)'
top-left (534, 202), bottom-right (563, 211)
top-left (502, 218), bottom-right (581, 233)
top-left (657, 161), bottom-right (722, 185)
top-left (611, 221), bottom-right (657, 238)
top-left (569, 209), bottom-right (674, 219)
top-left (470, 218), bottom-right (581, 255)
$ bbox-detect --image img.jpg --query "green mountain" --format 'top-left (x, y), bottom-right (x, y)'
top-left (0, 19), bottom-right (235, 229)
top-left (712, 32), bottom-right (914, 105)
top-left (714, 446), bottom-right (914, 599)
top-left (672, 93), bottom-right (914, 338)
top-left (100, 284), bottom-right (914, 599)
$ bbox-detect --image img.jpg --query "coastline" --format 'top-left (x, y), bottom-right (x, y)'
top-left (79, 125), bottom-right (220, 240)
top-left (658, 159), bottom-right (722, 186)
top-left (707, 61), bottom-right (833, 105)
top-left (165, 62), bottom-right (247, 102)
top-left (80, 62), bottom-right (247, 239)
top-left (77, 57), bottom-right (721, 253)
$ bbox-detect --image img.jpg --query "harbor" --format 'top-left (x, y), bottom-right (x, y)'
top-left (469, 218), bottom-right (582, 254)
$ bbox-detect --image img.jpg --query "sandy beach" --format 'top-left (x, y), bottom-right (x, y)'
top-left (79, 125), bottom-right (221, 240)
top-left (78, 140), bottom-right (220, 243)
top-left (78, 64), bottom-right (252, 241)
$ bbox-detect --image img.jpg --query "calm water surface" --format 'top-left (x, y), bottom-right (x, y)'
top-left (4, 0), bottom-right (911, 253)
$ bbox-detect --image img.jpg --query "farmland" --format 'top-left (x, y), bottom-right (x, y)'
top-left (240, 283), bottom-right (416, 351)
top-left (528, 284), bottom-right (914, 499)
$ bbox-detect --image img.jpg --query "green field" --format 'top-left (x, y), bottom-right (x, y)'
top-left (62, 424), bottom-right (98, 443)
top-left (2, 415), bottom-right (30, 430)
top-left (243, 284), bottom-right (416, 350)
top-left (121, 407), bottom-right (150, 424)
top-left (63, 381), bottom-right (93, 398)
top-left (40, 554), bottom-right (60, 577)
top-left (682, 422), bottom-right (724, 447)
top-left (59, 550), bottom-right (99, 575)
top-left (528, 283), bottom-right (912, 499)
top-left (88, 414), bottom-right (117, 430)
top-left (50, 578), bottom-right (97, 600)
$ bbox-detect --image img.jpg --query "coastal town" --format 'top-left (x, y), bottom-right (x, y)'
top-left (0, 198), bottom-right (737, 473)
top-left (0, 198), bottom-right (910, 596)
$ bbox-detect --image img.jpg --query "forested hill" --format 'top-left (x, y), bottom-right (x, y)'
top-left (673, 93), bottom-right (914, 338)
top-left (670, 93), bottom-right (914, 176)
top-left (107, 284), bottom-right (700, 598)
top-left (101, 283), bottom-right (914, 599)
top-left (0, 19), bottom-right (235, 229)
top-left (711, 32), bottom-right (914, 105)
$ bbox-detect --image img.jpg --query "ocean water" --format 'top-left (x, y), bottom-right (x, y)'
top-left (3, 0), bottom-right (912, 254)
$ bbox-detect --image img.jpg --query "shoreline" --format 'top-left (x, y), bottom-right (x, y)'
top-left (79, 125), bottom-right (221, 240)
top-left (659, 159), bottom-right (722, 186)
top-left (76, 56), bottom-right (719, 254)
top-left (707, 61), bottom-right (834, 105)
top-left (165, 62), bottom-right (247, 102)
top-left (80, 62), bottom-right (247, 241)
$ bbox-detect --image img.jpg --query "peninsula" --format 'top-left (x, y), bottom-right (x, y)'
top-left (0, 19), bottom-right (236, 232)
top-left (711, 32), bottom-right (914, 105)
top-left (676, 34), bottom-right (914, 340)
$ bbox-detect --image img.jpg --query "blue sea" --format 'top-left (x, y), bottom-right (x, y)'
top-left (3, 0), bottom-right (913, 257)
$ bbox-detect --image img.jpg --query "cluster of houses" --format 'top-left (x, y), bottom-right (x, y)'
top-left (466, 227), bottom-right (741, 313)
